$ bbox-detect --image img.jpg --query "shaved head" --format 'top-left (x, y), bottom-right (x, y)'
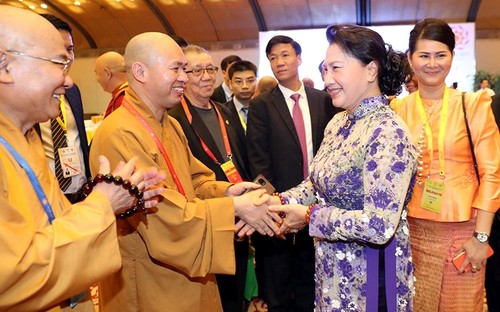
top-left (96, 51), bottom-right (125, 70)
top-left (123, 32), bottom-right (188, 120)
top-left (0, 6), bottom-right (72, 133)
top-left (0, 6), bottom-right (63, 54)
top-left (95, 51), bottom-right (126, 93)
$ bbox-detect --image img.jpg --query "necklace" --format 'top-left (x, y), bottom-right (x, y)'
top-left (415, 100), bottom-right (439, 186)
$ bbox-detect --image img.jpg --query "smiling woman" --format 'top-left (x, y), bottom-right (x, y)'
top-left (391, 18), bottom-right (500, 312)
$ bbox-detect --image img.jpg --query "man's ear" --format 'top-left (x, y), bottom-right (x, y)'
top-left (131, 62), bottom-right (147, 83)
top-left (0, 50), bottom-right (14, 84)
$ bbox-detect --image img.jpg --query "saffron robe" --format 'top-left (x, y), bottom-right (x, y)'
top-left (90, 88), bottom-right (236, 312)
top-left (0, 112), bottom-right (120, 311)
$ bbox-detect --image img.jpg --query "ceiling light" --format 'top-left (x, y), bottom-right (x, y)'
top-left (41, 3), bottom-right (48, 9)
top-left (74, 1), bottom-right (81, 5)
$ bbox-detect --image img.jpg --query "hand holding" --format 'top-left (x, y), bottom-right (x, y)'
top-left (268, 204), bottom-right (308, 235)
top-left (234, 219), bottom-right (255, 239)
top-left (226, 182), bottom-right (262, 197)
top-left (92, 155), bottom-right (165, 215)
top-left (233, 188), bottom-right (281, 236)
top-left (456, 237), bottom-right (490, 273)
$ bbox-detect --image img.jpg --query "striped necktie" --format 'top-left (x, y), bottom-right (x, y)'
top-left (51, 101), bottom-right (71, 191)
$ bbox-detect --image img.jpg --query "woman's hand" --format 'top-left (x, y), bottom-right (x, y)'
top-left (457, 237), bottom-right (490, 273)
top-left (269, 204), bottom-right (308, 235)
top-left (92, 155), bottom-right (166, 215)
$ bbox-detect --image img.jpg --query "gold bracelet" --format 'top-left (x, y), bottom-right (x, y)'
top-left (305, 203), bottom-right (315, 223)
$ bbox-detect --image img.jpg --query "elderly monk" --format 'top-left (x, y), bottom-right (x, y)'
top-left (94, 51), bottom-right (128, 118)
top-left (0, 6), bottom-right (164, 312)
top-left (89, 32), bottom-right (281, 312)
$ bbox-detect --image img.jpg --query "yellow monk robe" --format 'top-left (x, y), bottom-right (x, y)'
top-left (0, 112), bottom-right (121, 312)
top-left (90, 88), bottom-right (236, 312)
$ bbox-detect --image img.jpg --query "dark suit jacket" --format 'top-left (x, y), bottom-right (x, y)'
top-left (247, 85), bottom-right (340, 192)
top-left (35, 84), bottom-right (91, 178)
top-left (223, 99), bottom-right (247, 159)
top-left (211, 84), bottom-right (229, 104)
top-left (169, 97), bottom-right (250, 182)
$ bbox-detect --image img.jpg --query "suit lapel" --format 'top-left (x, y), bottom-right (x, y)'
top-left (270, 87), bottom-right (301, 149)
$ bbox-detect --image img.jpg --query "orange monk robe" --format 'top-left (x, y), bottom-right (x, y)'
top-left (89, 88), bottom-right (236, 312)
top-left (0, 112), bottom-right (120, 312)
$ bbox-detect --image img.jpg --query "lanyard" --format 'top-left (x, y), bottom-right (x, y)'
top-left (55, 96), bottom-right (67, 132)
top-left (0, 135), bottom-right (55, 223)
top-left (122, 100), bottom-right (186, 196)
top-left (415, 87), bottom-right (449, 179)
top-left (180, 97), bottom-right (232, 165)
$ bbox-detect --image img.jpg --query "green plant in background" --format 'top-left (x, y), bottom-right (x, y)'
top-left (474, 70), bottom-right (500, 94)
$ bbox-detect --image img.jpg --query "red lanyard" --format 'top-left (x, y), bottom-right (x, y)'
top-left (180, 97), bottom-right (232, 165)
top-left (122, 99), bottom-right (186, 196)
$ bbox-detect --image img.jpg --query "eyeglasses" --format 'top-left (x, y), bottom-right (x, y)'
top-left (6, 49), bottom-right (71, 75)
top-left (185, 66), bottom-right (218, 77)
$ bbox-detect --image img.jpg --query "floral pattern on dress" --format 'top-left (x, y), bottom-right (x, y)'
top-left (282, 96), bottom-right (417, 312)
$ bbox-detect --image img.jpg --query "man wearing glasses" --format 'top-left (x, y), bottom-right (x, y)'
top-left (169, 45), bottom-right (251, 312)
top-left (0, 6), bottom-right (165, 311)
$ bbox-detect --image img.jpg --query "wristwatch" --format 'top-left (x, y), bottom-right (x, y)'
top-left (473, 231), bottom-right (489, 243)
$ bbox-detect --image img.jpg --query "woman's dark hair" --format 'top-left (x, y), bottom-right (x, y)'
top-left (408, 18), bottom-right (455, 54)
top-left (326, 24), bottom-right (411, 96)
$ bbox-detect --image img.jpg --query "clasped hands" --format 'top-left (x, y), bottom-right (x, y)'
top-left (228, 183), bottom-right (309, 238)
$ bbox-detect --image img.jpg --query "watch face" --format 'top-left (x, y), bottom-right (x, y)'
top-left (475, 232), bottom-right (488, 242)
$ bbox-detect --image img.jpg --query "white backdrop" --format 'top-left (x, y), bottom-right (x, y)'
top-left (258, 23), bottom-right (476, 93)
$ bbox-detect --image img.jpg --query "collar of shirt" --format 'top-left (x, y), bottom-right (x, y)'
top-left (278, 83), bottom-right (306, 108)
top-left (232, 97), bottom-right (247, 113)
top-left (222, 82), bottom-right (233, 101)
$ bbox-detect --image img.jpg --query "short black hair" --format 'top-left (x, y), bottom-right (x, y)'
top-left (220, 55), bottom-right (242, 71)
top-left (228, 60), bottom-right (257, 80)
top-left (169, 35), bottom-right (188, 47)
top-left (265, 35), bottom-right (302, 57)
top-left (40, 13), bottom-right (73, 37)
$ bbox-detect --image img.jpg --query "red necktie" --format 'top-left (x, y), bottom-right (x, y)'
top-left (291, 93), bottom-right (308, 179)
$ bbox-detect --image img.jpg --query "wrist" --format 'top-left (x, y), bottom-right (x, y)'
top-left (473, 231), bottom-right (489, 243)
top-left (305, 204), bottom-right (315, 223)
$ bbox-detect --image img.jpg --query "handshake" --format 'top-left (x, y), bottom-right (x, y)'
top-left (228, 181), bottom-right (282, 238)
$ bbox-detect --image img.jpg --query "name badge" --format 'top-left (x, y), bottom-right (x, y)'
top-left (220, 159), bottom-right (243, 183)
top-left (57, 146), bottom-right (82, 178)
top-left (421, 179), bottom-right (445, 213)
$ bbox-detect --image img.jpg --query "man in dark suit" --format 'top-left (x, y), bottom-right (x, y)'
top-left (168, 45), bottom-right (250, 312)
top-left (224, 60), bottom-right (258, 152)
top-left (211, 54), bottom-right (242, 103)
top-left (37, 14), bottom-right (90, 205)
top-left (247, 35), bottom-right (341, 312)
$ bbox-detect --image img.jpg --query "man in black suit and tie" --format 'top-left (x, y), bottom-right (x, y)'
top-left (168, 45), bottom-right (250, 312)
top-left (37, 14), bottom-right (90, 206)
top-left (224, 60), bottom-right (258, 152)
top-left (211, 54), bottom-right (242, 104)
top-left (247, 35), bottom-right (341, 311)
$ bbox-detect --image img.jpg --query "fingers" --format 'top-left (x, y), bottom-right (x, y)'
top-left (98, 155), bottom-right (111, 174)
top-left (254, 193), bottom-right (269, 206)
top-left (234, 219), bottom-right (246, 233)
